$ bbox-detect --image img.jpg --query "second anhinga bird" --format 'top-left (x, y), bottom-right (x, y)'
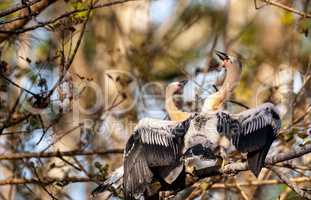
top-left (123, 117), bottom-right (193, 199)
top-left (92, 119), bottom-right (192, 200)
top-left (184, 51), bottom-right (281, 176)
top-left (91, 80), bottom-right (192, 199)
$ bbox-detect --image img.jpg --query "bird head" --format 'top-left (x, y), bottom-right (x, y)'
top-left (215, 50), bottom-right (242, 70)
top-left (166, 80), bottom-right (188, 96)
top-left (202, 51), bottom-right (243, 112)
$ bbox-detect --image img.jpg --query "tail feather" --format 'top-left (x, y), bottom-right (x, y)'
top-left (91, 183), bottom-right (109, 197)
top-left (91, 166), bottom-right (124, 197)
top-left (247, 144), bottom-right (271, 177)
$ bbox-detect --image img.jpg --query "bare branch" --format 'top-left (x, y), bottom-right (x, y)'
top-left (266, 144), bottom-right (311, 165)
top-left (0, 149), bottom-right (123, 161)
top-left (269, 166), bottom-right (311, 199)
top-left (256, 0), bottom-right (311, 18)
top-left (220, 144), bottom-right (311, 174)
top-left (0, 0), bottom-right (42, 18)
top-left (210, 177), bottom-right (311, 189)
top-left (0, 0), bottom-right (59, 43)
top-left (0, 0), bottom-right (140, 35)
top-left (0, 176), bottom-right (105, 186)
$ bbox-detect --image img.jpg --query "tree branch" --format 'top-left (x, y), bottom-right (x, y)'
top-left (0, 0), bottom-right (59, 43)
top-left (266, 144), bottom-right (311, 165)
top-left (0, 149), bottom-right (123, 161)
top-left (210, 176), bottom-right (311, 189)
top-left (269, 166), bottom-right (311, 199)
top-left (220, 144), bottom-right (311, 174)
top-left (256, 0), bottom-right (311, 18)
top-left (0, 176), bottom-right (106, 186)
top-left (0, 0), bottom-right (140, 36)
top-left (0, 0), bottom-right (42, 18)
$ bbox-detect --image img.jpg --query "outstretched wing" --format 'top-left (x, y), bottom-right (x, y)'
top-left (233, 103), bottom-right (281, 152)
top-left (123, 118), bottom-right (191, 199)
top-left (217, 103), bottom-right (281, 176)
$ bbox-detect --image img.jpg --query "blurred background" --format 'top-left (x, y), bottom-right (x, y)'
top-left (0, 0), bottom-right (310, 199)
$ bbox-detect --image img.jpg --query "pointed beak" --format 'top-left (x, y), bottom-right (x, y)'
top-left (215, 50), bottom-right (229, 61)
top-left (179, 80), bottom-right (188, 87)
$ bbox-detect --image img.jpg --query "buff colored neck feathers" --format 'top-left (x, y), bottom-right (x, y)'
top-left (165, 83), bottom-right (190, 121)
top-left (202, 59), bottom-right (242, 112)
top-left (165, 57), bottom-right (242, 120)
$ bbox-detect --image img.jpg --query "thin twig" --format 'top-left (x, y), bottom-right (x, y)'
top-left (269, 166), bottom-right (311, 199)
top-left (0, 149), bottom-right (123, 161)
top-left (256, 0), bottom-right (311, 18)
top-left (31, 164), bottom-right (58, 200)
top-left (209, 177), bottom-right (311, 189)
top-left (235, 178), bottom-right (250, 200)
top-left (41, 124), bottom-right (83, 152)
top-left (0, 176), bottom-right (107, 186)
top-left (46, 0), bottom-right (92, 103)
top-left (0, 0), bottom-right (140, 34)
top-left (0, 73), bottom-right (38, 97)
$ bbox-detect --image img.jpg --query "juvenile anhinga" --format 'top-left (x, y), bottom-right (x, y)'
top-left (202, 51), bottom-right (242, 112)
top-left (165, 80), bottom-right (191, 121)
top-left (92, 118), bottom-right (192, 199)
top-left (123, 117), bottom-right (192, 199)
top-left (91, 81), bottom-right (192, 199)
top-left (185, 51), bottom-right (281, 176)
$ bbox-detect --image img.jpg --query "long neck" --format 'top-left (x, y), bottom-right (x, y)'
top-left (218, 64), bottom-right (241, 101)
top-left (203, 63), bottom-right (241, 111)
top-left (165, 89), bottom-right (190, 121)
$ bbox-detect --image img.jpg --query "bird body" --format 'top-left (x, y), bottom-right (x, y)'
top-left (183, 102), bottom-right (281, 177)
top-left (170, 51), bottom-right (281, 178)
top-left (123, 117), bottom-right (192, 199)
top-left (92, 103), bottom-right (281, 199)
top-left (92, 51), bottom-right (282, 199)
top-left (183, 113), bottom-right (221, 151)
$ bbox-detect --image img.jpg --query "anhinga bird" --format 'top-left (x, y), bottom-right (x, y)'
top-left (123, 117), bottom-right (192, 199)
top-left (122, 81), bottom-right (192, 195)
top-left (91, 81), bottom-right (192, 199)
top-left (91, 118), bottom-right (192, 199)
top-left (184, 51), bottom-right (281, 176)
top-left (165, 80), bottom-right (191, 121)
top-left (92, 51), bottom-right (281, 199)
top-left (201, 51), bottom-right (242, 112)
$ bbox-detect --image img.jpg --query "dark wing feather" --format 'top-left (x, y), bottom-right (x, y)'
top-left (247, 135), bottom-right (273, 176)
top-left (235, 103), bottom-right (280, 176)
top-left (123, 118), bottom-right (192, 199)
top-left (124, 132), bottom-right (153, 200)
top-left (217, 103), bottom-right (281, 176)
top-left (233, 103), bottom-right (281, 152)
